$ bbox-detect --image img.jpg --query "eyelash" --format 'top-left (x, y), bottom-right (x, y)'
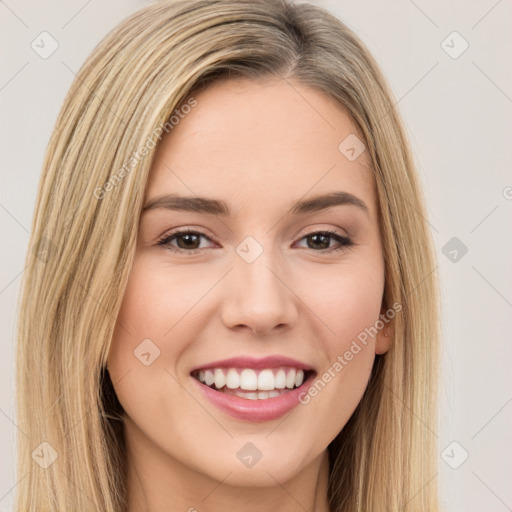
top-left (156, 228), bottom-right (353, 255)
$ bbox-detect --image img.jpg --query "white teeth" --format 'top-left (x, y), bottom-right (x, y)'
top-left (274, 369), bottom-right (286, 389)
top-left (204, 369), bottom-right (214, 386)
top-left (225, 368), bottom-right (240, 389)
top-left (214, 369), bottom-right (225, 389)
top-left (257, 369), bottom-right (275, 390)
top-left (240, 369), bottom-right (258, 390)
top-left (285, 369), bottom-right (296, 389)
top-left (195, 366), bottom-right (310, 393)
top-left (224, 389), bottom-right (288, 400)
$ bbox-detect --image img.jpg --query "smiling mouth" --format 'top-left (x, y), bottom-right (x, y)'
top-left (191, 367), bottom-right (316, 400)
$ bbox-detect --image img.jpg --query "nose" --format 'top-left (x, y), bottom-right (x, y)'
top-left (220, 245), bottom-right (299, 336)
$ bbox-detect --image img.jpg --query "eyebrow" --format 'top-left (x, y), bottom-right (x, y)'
top-left (142, 191), bottom-right (369, 216)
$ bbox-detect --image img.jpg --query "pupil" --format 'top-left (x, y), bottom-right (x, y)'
top-left (309, 234), bottom-right (329, 249)
top-left (178, 234), bottom-right (199, 249)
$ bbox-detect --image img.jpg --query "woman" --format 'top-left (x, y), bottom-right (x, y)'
top-left (16, 0), bottom-right (440, 510)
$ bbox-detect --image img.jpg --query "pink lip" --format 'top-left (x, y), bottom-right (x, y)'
top-left (191, 371), bottom-right (316, 422)
top-left (189, 355), bottom-right (315, 372)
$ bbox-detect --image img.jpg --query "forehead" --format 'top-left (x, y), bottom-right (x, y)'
top-left (146, 78), bottom-right (376, 217)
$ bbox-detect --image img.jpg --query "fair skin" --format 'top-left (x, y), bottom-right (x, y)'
top-left (107, 77), bottom-right (391, 512)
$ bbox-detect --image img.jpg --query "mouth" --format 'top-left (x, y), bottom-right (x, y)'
top-left (189, 356), bottom-right (317, 422)
top-left (190, 366), bottom-right (316, 400)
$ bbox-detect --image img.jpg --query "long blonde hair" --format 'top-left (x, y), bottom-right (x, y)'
top-left (16, 0), bottom-right (440, 510)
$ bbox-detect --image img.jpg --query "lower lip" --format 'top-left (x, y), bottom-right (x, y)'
top-left (192, 373), bottom-right (315, 422)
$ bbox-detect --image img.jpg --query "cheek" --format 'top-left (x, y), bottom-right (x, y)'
top-left (106, 252), bottom-right (218, 415)
top-left (296, 259), bottom-right (384, 421)
top-left (304, 259), bottom-right (384, 349)
top-left (106, 255), bottom-right (181, 392)
top-left (106, 257), bottom-right (186, 439)
top-left (109, 252), bottom-right (207, 354)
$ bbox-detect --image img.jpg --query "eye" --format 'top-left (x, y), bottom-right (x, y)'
top-left (294, 229), bottom-right (353, 253)
top-left (157, 229), bottom-right (215, 254)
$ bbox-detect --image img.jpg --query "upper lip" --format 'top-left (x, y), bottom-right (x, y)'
top-left (190, 355), bottom-right (315, 373)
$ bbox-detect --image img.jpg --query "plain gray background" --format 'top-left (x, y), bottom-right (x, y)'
top-left (1, 1), bottom-right (511, 510)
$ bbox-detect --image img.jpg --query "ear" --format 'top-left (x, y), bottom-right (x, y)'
top-left (375, 304), bottom-right (393, 355)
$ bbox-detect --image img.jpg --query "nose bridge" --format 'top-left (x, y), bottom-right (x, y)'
top-left (220, 235), bottom-right (297, 334)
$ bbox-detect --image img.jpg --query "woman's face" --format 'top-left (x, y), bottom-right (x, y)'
top-left (108, 78), bottom-right (390, 491)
